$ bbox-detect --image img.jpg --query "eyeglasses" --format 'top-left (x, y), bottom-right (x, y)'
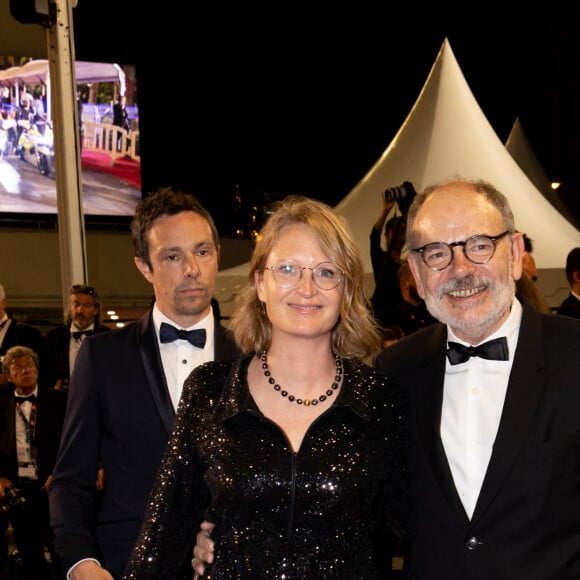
top-left (263, 259), bottom-right (344, 290)
top-left (11, 362), bottom-right (36, 374)
top-left (411, 230), bottom-right (512, 271)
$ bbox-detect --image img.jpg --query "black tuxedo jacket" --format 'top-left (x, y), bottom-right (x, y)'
top-left (41, 323), bottom-right (111, 386)
top-left (376, 298), bottom-right (580, 579)
top-left (0, 385), bottom-right (68, 485)
top-left (0, 318), bottom-right (44, 359)
top-left (49, 310), bottom-right (240, 580)
top-left (557, 292), bottom-right (580, 319)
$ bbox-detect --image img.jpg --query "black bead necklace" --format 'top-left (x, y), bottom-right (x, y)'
top-left (260, 350), bottom-right (343, 406)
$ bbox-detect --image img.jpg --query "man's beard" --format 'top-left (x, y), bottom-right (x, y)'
top-left (424, 273), bottom-right (515, 340)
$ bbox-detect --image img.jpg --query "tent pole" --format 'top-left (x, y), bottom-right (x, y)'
top-left (46, 0), bottom-right (87, 318)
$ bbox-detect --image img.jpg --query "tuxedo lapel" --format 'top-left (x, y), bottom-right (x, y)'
top-left (413, 325), bottom-right (471, 520)
top-left (136, 313), bottom-right (175, 436)
top-left (471, 302), bottom-right (546, 523)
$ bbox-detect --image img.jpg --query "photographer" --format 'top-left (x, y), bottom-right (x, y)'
top-left (0, 346), bottom-right (67, 580)
top-left (370, 181), bottom-right (416, 319)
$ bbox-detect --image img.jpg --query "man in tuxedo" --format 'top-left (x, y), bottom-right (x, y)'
top-left (376, 179), bottom-right (580, 579)
top-left (0, 345), bottom-right (67, 580)
top-left (0, 284), bottom-right (46, 564)
top-left (42, 284), bottom-right (111, 390)
top-left (49, 188), bottom-right (240, 580)
top-left (557, 246), bottom-right (580, 318)
top-left (0, 283), bottom-right (44, 389)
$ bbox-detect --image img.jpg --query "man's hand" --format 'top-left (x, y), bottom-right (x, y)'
top-left (70, 559), bottom-right (113, 579)
top-left (96, 467), bottom-right (105, 491)
top-left (192, 521), bottom-right (215, 579)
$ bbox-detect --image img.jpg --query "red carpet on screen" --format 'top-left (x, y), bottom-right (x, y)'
top-left (81, 151), bottom-right (141, 189)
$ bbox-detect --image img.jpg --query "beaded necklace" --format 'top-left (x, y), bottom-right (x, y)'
top-left (260, 350), bottom-right (343, 406)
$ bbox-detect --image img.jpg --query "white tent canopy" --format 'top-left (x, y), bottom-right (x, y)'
top-left (0, 59), bottom-right (125, 86)
top-left (505, 117), bottom-right (580, 231)
top-left (216, 37), bottom-right (580, 313)
top-left (335, 38), bottom-right (579, 274)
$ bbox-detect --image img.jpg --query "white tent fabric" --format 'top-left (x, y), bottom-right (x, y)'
top-left (335, 38), bottom-right (580, 273)
top-left (0, 59), bottom-right (125, 87)
top-left (505, 117), bottom-right (580, 230)
top-left (215, 37), bottom-right (580, 314)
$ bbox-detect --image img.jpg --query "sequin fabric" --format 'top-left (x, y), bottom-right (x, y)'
top-left (124, 355), bottom-right (408, 579)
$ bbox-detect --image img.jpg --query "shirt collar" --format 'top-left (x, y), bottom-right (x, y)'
top-left (15, 386), bottom-right (39, 398)
top-left (152, 304), bottom-right (214, 336)
top-left (71, 322), bottom-right (95, 333)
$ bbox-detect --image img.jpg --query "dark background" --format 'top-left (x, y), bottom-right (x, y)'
top-left (72, 5), bottom-right (580, 233)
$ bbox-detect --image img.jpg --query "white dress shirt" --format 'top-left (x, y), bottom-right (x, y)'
top-left (441, 298), bottom-right (522, 518)
top-left (15, 386), bottom-right (39, 480)
top-left (69, 322), bottom-right (95, 374)
top-left (152, 305), bottom-right (215, 411)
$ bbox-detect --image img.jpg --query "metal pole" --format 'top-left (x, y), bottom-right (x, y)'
top-left (46, 0), bottom-right (87, 316)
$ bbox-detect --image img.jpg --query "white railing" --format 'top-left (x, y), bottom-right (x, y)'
top-left (81, 121), bottom-right (140, 162)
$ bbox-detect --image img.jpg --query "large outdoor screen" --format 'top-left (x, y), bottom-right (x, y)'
top-left (0, 57), bottom-right (141, 220)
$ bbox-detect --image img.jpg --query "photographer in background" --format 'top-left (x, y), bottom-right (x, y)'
top-left (521, 233), bottom-right (538, 282)
top-left (370, 181), bottom-right (417, 319)
top-left (0, 346), bottom-right (67, 580)
top-left (557, 246), bottom-right (580, 318)
top-left (376, 259), bottom-right (437, 337)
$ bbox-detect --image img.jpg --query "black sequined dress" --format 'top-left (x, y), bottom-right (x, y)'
top-left (124, 355), bottom-right (408, 579)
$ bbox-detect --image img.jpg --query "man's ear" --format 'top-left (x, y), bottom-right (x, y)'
top-left (134, 257), bottom-right (154, 284)
top-left (510, 232), bottom-right (525, 281)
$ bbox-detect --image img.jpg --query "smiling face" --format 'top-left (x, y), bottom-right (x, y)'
top-left (407, 183), bottom-right (524, 344)
top-left (255, 223), bottom-right (344, 343)
top-left (134, 211), bottom-right (219, 327)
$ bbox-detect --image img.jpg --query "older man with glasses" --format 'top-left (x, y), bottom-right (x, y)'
top-left (375, 177), bottom-right (580, 579)
top-left (0, 345), bottom-right (67, 579)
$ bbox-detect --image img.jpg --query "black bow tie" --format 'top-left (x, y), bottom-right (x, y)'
top-left (72, 329), bottom-right (94, 340)
top-left (15, 394), bottom-right (36, 404)
top-left (447, 337), bottom-right (509, 365)
top-left (159, 323), bottom-right (206, 349)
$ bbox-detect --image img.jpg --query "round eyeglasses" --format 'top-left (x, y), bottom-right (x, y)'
top-left (411, 230), bottom-right (513, 271)
top-left (10, 362), bottom-right (36, 374)
top-left (263, 259), bottom-right (344, 290)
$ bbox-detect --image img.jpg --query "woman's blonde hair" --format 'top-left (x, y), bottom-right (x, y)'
top-left (229, 195), bottom-right (383, 362)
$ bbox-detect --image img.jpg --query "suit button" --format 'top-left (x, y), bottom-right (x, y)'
top-left (466, 536), bottom-right (481, 550)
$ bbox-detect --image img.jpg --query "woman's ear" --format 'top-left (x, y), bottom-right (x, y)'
top-left (255, 270), bottom-right (266, 302)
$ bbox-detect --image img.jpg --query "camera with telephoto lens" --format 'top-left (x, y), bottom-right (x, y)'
top-left (382, 181), bottom-right (417, 216)
top-left (0, 486), bottom-right (26, 513)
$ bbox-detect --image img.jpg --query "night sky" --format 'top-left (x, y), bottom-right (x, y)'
top-left (73, 5), bottom-right (580, 231)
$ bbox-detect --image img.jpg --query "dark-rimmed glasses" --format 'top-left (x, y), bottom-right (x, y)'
top-left (263, 259), bottom-right (344, 290)
top-left (411, 230), bottom-right (513, 271)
